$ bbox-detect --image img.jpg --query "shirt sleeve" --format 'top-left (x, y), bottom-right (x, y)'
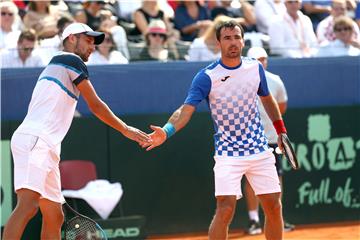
top-left (276, 76), bottom-right (288, 103)
top-left (51, 54), bottom-right (89, 85)
top-left (257, 63), bottom-right (270, 96)
top-left (184, 69), bottom-right (211, 106)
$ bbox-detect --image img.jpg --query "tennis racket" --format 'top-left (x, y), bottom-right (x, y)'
top-left (279, 133), bottom-right (300, 170)
top-left (62, 202), bottom-right (107, 240)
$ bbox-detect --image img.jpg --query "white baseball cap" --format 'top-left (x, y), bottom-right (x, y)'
top-left (247, 47), bottom-right (268, 59)
top-left (61, 23), bottom-right (105, 45)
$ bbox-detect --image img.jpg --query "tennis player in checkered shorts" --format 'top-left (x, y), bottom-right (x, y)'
top-left (2, 23), bottom-right (151, 240)
top-left (142, 20), bottom-right (288, 240)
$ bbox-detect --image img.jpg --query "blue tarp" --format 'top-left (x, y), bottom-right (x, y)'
top-left (1, 56), bottom-right (359, 120)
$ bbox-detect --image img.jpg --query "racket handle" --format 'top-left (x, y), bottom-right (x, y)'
top-left (275, 147), bottom-right (283, 154)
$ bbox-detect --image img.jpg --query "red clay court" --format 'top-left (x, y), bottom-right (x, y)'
top-left (148, 221), bottom-right (360, 240)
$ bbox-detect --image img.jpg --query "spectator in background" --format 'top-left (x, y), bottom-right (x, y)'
top-left (301, 0), bottom-right (332, 30)
top-left (187, 15), bottom-right (230, 62)
top-left (133, 0), bottom-right (169, 36)
top-left (133, 1), bottom-right (179, 58)
top-left (23, 1), bottom-right (63, 39)
top-left (98, 9), bottom-right (130, 60)
top-left (342, 0), bottom-right (357, 17)
top-left (317, 0), bottom-right (360, 44)
top-left (244, 46), bottom-right (294, 236)
top-left (159, 0), bottom-right (176, 20)
top-left (268, 0), bottom-right (318, 58)
top-left (136, 19), bottom-right (177, 62)
top-left (0, 1), bottom-right (22, 50)
top-left (38, 15), bottom-right (74, 64)
top-left (114, 0), bottom-right (142, 22)
top-left (12, 0), bottom-right (27, 18)
top-left (211, 0), bottom-right (256, 32)
top-left (174, 0), bottom-right (212, 42)
top-left (74, 0), bottom-right (106, 31)
top-left (0, 29), bottom-right (44, 68)
top-left (64, 0), bottom-right (85, 16)
top-left (254, 0), bottom-right (286, 34)
top-left (87, 28), bottom-right (128, 65)
top-left (316, 16), bottom-right (360, 57)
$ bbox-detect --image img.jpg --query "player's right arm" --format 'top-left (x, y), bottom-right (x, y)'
top-left (143, 68), bottom-right (211, 151)
top-left (77, 80), bottom-right (151, 145)
top-left (143, 104), bottom-right (196, 151)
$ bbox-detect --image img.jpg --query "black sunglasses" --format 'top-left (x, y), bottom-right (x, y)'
top-left (334, 27), bottom-right (352, 32)
top-left (149, 33), bottom-right (166, 39)
top-left (21, 47), bottom-right (34, 52)
top-left (1, 12), bottom-right (14, 17)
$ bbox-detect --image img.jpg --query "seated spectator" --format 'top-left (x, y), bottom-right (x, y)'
top-left (87, 29), bottom-right (128, 65)
top-left (132, 0), bottom-right (180, 57)
top-left (174, 0), bottom-right (212, 42)
top-left (317, 0), bottom-right (360, 44)
top-left (301, 0), bottom-right (332, 30)
top-left (23, 1), bottom-right (63, 39)
top-left (268, 0), bottom-right (318, 58)
top-left (64, 0), bottom-right (84, 16)
top-left (0, 1), bottom-right (22, 50)
top-left (135, 19), bottom-right (177, 62)
top-left (114, 0), bottom-right (142, 22)
top-left (133, 0), bottom-right (169, 36)
top-left (211, 0), bottom-right (256, 32)
top-left (0, 29), bottom-right (44, 68)
top-left (159, 0), bottom-right (176, 20)
top-left (343, 0), bottom-right (357, 17)
top-left (187, 15), bottom-right (231, 62)
top-left (38, 14), bottom-right (74, 64)
top-left (98, 10), bottom-right (130, 60)
top-left (316, 16), bottom-right (360, 56)
top-left (255, 0), bottom-right (286, 34)
top-left (74, 0), bottom-right (106, 31)
top-left (12, 0), bottom-right (27, 18)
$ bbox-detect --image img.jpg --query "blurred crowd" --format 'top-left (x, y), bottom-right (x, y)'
top-left (1, 0), bottom-right (360, 68)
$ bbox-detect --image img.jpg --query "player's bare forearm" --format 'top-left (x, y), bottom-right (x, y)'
top-left (168, 104), bottom-right (195, 132)
top-left (89, 100), bottom-right (150, 144)
top-left (77, 80), bottom-right (150, 144)
top-left (143, 104), bottom-right (195, 151)
top-left (260, 94), bottom-right (282, 122)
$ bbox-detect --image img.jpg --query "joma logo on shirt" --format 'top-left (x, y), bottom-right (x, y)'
top-left (221, 76), bottom-right (230, 82)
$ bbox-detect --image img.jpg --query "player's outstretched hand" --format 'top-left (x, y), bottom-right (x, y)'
top-left (123, 125), bottom-right (152, 145)
top-left (141, 125), bottom-right (167, 151)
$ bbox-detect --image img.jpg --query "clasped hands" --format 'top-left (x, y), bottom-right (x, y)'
top-left (126, 125), bottom-right (166, 151)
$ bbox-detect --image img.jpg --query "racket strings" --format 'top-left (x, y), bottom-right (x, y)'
top-left (282, 134), bottom-right (299, 170)
top-left (65, 216), bottom-right (105, 240)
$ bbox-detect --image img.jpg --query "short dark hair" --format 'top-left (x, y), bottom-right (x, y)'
top-left (18, 29), bottom-right (37, 43)
top-left (57, 15), bottom-right (74, 33)
top-left (215, 20), bottom-right (244, 41)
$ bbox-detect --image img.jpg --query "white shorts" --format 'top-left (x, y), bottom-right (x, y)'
top-left (213, 152), bottom-right (281, 199)
top-left (11, 132), bottom-right (64, 203)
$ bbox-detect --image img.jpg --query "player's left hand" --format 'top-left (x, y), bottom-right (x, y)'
top-left (140, 125), bottom-right (167, 151)
top-left (277, 133), bottom-right (287, 153)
